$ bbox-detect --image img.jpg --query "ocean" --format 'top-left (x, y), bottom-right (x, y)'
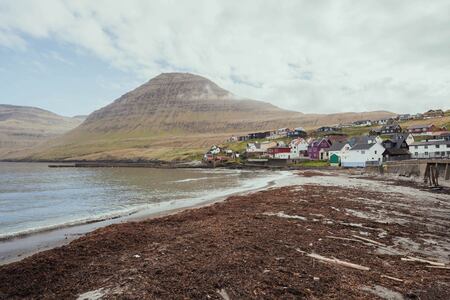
top-left (0, 162), bottom-right (288, 241)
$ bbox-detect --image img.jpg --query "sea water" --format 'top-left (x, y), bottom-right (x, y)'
top-left (0, 162), bottom-right (289, 240)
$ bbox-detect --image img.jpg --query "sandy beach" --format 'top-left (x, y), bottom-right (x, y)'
top-left (0, 171), bottom-right (449, 299)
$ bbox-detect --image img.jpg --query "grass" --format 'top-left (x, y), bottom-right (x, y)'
top-left (340, 126), bottom-right (376, 137)
top-left (17, 115), bottom-right (450, 162)
top-left (289, 160), bottom-right (329, 167)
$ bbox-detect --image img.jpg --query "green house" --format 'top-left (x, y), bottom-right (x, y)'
top-left (329, 153), bottom-right (340, 166)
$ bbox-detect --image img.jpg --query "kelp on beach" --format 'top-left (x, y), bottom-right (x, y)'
top-left (0, 175), bottom-right (449, 299)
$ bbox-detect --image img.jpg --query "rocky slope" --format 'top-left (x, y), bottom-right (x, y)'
top-left (77, 73), bottom-right (301, 134)
top-left (18, 73), bottom-right (395, 161)
top-left (0, 105), bottom-right (82, 158)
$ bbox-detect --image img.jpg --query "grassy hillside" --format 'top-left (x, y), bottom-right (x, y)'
top-left (10, 73), bottom-right (396, 162)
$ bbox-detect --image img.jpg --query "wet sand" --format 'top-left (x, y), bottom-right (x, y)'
top-left (0, 171), bottom-right (449, 299)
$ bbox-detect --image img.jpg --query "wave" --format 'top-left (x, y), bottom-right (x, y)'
top-left (171, 177), bottom-right (210, 183)
top-left (0, 170), bottom-right (295, 241)
top-left (0, 205), bottom-right (146, 241)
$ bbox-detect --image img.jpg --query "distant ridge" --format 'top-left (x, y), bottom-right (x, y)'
top-left (11, 73), bottom-right (395, 161)
top-left (0, 104), bottom-right (83, 158)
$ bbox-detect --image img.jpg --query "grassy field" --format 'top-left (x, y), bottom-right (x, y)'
top-left (289, 160), bottom-right (329, 167)
top-left (13, 115), bottom-right (449, 162)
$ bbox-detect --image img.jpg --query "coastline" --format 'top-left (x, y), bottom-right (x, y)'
top-left (0, 170), bottom-right (290, 265)
top-left (0, 170), bottom-right (448, 299)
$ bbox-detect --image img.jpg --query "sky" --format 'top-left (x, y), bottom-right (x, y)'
top-left (0, 0), bottom-right (449, 117)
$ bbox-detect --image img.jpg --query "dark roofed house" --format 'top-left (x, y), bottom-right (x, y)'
top-left (397, 114), bottom-right (412, 121)
top-left (317, 126), bottom-right (341, 133)
top-left (375, 118), bottom-right (394, 125)
top-left (382, 135), bottom-right (411, 161)
top-left (248, 131), bottom-right (272, 139)
top-left (328, 134), bottom-right (348, 143)
top-left (348, 135), bottom-right (381, 147)
top-left (383, 148), bottom-right (411, 161)
top-left (407, 124), bottom-right (437, 134)
top-left (352, 120), bottom-right (372, 127)
top-left (287, 127), bottom-right (307, 138)
top-left (380, 124), bottom-right (402, 135)
top-left (423, 109), bottom-right (444, 119)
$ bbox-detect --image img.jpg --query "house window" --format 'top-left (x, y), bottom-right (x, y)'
top-left (425, 152), bottom-right (429, 155)
top-left (415, 152), bottom-right (418, 156)
top-left (374, 150), bottom-right (377, 154)
top-left (436, 145), bottom-right (440, 148)
top-left (361, 150), bottom-right (365, 154)
top-left (415, 146), bottom-right (418, 149)
top-left (441, 152), bottom-right (446, 156)
top-left (424, 146), bottom-right (428, 149)
top-left (447, 144), bottom-right (450, 148)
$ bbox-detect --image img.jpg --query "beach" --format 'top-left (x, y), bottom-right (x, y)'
top-left (0, 171), bottom-right (449, 299)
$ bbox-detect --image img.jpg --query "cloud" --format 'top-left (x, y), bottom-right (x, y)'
top-left (0, 0), bottom-right (449, 114)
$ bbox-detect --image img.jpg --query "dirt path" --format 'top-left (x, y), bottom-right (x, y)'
top-left (0, 173), bottom-right (449, 299)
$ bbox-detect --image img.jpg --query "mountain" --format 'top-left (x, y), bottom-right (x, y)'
top-left (0, 104), bottom-right (83, 158)
top-left (77, 73), bottom-right (301, 134)
top-left (17, 73), bottom-right (395, 161)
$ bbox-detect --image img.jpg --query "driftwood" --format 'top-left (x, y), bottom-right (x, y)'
top-left (325, 236), bottom-right (361, 243)
top-left (401, 256), bottom-right (446, 267)
top-left (425, 265), bottom-right (450, 270)
top-left (352, 235), bottom-right (387, 247)
top-left (306, 252), bottom-right (370, 271)
top-left (381, 274), bottom-right (404, 282)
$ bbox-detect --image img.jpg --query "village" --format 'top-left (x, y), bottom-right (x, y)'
top-left (203, 109), bottom-right (450, 170)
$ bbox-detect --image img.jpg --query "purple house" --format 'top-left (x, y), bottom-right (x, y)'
top-left (307, 138), bottom-right (331, 160)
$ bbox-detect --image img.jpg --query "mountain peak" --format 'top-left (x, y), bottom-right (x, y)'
top-left (80, 73), bottom-right (292, 134)
top-left (132, 72), bottom-right (232, 101)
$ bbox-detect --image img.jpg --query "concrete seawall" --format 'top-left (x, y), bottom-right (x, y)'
top-left (383, 159), bottom-right (450, 187)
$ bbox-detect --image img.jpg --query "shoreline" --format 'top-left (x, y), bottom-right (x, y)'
top-left (0, 171), bottom-right (448, 298)
top-left (0, 170), bottom-right (287, 265)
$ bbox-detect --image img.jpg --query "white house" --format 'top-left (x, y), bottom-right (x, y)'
top-left (341, 143), bottom-right (385, 167)
top-left (209, 145), bottom-right (221, 155)
top-left (289, 138), bottom-right (308, 158)
top-left (410, 140), bottom-right (450, 159)
top-left (405, 133), bottom-right (415, 146)
top-left (353, 120), bottom-right (373, 127)
top-left (327, 142), bottom-right (351, 166)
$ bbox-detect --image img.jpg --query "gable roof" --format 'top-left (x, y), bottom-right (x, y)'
top-left (408, 124), bottom-right (433, 130)
top-left (327, 141), bottom-right (346, 151)
top-left (350, 143), bottom-right (378, 150)
top-left (410, 140), bottom-right (450, 146)
top-left (348, 135), bottom-right (378, 147)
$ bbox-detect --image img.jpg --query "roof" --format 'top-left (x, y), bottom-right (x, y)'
top-left (383, 135), bottom-right (408, 149)
top-left (411, 140), bottom-right (450, 146)
top-left (327, 141), bottom-right (346, 151)
top-left (408, 124), bottom-right (433, 130)
top-left (348, 135), bottom-right (378, 146)
top-left (350, 143), bottom-right (378, 150)
top-left (383, 148), bottom-right (410, 156)
top-left (382, 124), bottom-right (401, 129)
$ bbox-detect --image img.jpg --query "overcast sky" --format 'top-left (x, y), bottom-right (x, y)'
top-left (0, 0), bottom-right (449, 116)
